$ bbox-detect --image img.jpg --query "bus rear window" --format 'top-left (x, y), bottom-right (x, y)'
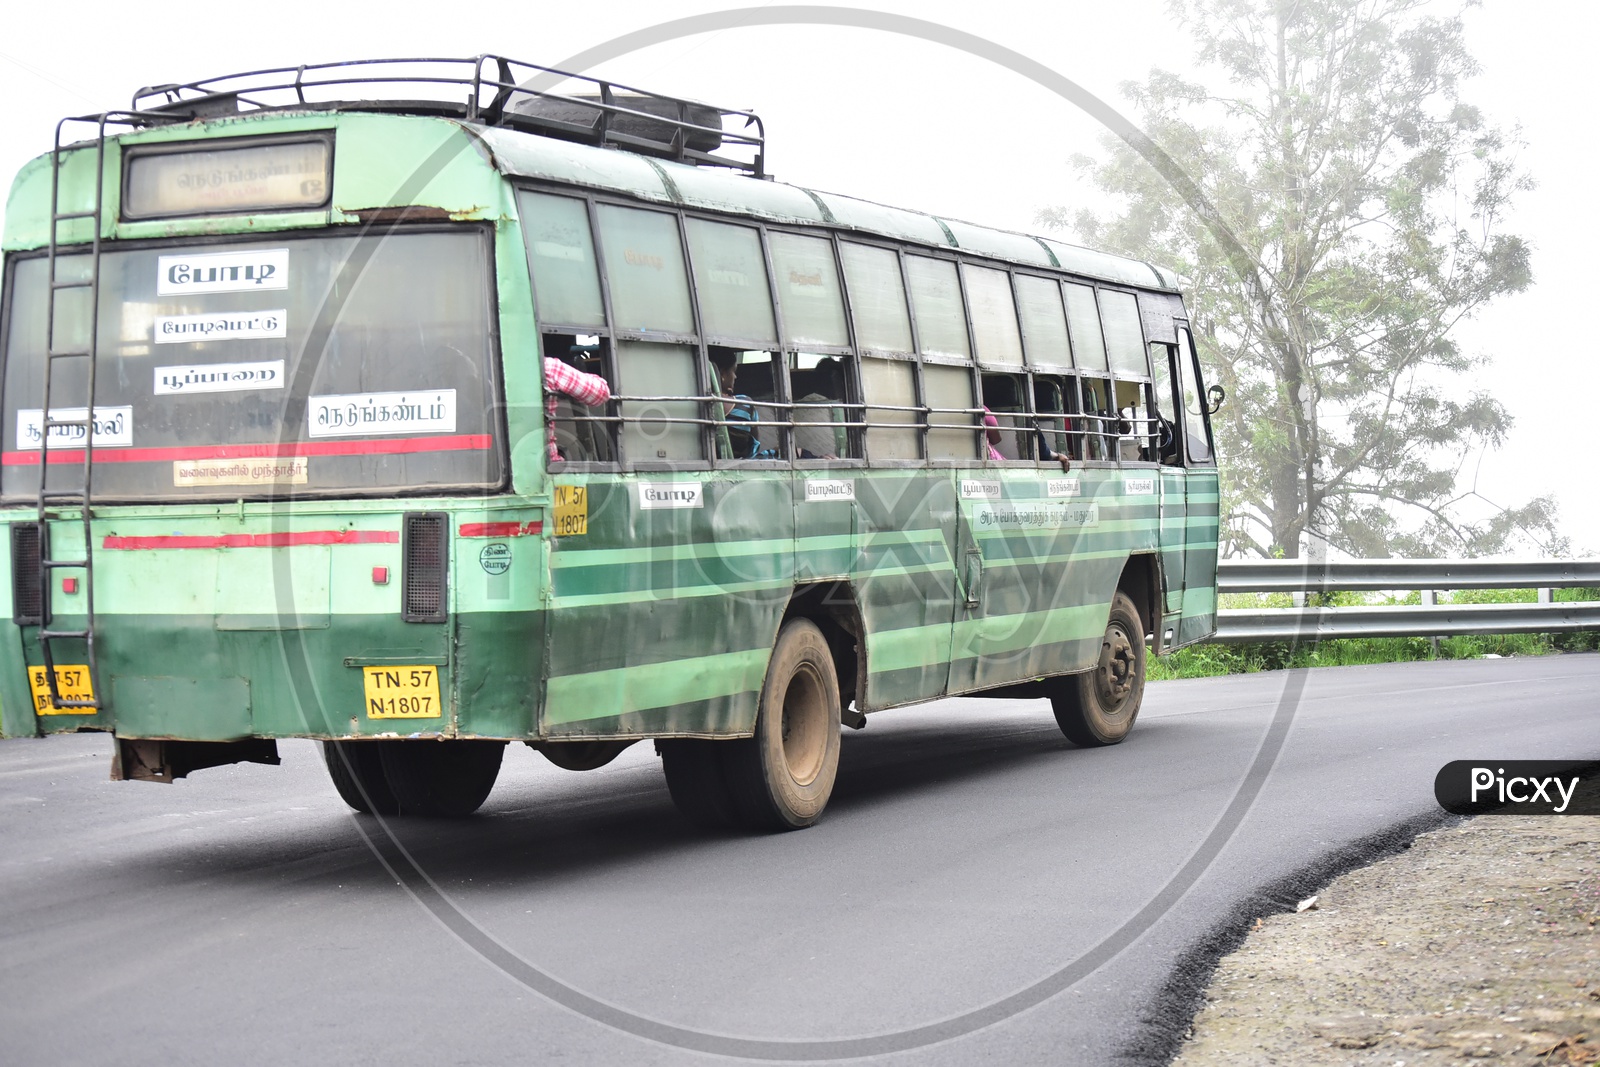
top-left (1, 229), bottom-right (502, 501)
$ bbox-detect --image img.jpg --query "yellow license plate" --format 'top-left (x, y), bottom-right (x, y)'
top-left (362, 665), bottom-right (442, 719)
top-left (29, 664), bottom-right (95, 715)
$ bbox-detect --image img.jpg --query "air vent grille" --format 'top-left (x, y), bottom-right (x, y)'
top-left (11, 523), bottom-right (46, 626)
top-left (402, 513), bottom-right (448, 623)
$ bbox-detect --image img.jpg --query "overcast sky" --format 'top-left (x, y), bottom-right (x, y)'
top-left (1, 0), bottom-right (1592, 553)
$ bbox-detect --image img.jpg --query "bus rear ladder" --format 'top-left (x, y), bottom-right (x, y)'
top-left (31, 114), bottom-right (126, 710)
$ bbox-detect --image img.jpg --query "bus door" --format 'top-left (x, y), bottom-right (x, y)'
top-left (1149, 337), bottom-right (1188, 638)
top-left (791, 353), bottom-right (857, 582)
top-left (850, 355), bottom-right (957, 705)
top-left (949, 371), bottom-right (1034, 693)
top-left (1174, 324), bottom-right (1219, 646)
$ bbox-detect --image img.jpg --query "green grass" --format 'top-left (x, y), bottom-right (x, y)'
top-left (1149, 587), bottom-right (1600, 680)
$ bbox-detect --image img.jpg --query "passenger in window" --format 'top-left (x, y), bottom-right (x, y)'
top-left (710, 349), bottom-right (778, 459)
top-left (544, 351), bottom-right (611, 464)
top-left (792, 355), bottom-right (846, 460)
top-left (1035, 424), bottom-right (1073, 471)
top-left (981, 407), bottom-right (1004, 462)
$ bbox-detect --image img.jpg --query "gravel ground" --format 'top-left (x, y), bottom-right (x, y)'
top-left (1171, 816), bottom-right (1600, 1066)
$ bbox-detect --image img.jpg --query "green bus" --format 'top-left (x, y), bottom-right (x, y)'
top-left (0, 57), bottom-right (1220, 829)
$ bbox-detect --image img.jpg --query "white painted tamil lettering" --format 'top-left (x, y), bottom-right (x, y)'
top-left (154, 359), bottom-right (285, 395)
top-left (157, 248), bottom-right (289, 295)
top-left (1046, 477), bottom-right (1081, 498)
top-left (307, 390), bottom-right (456, 438)
top-left (973, 501), bottom-right (1100, 531)
top-left (16, 406), bottom-right (132, 450)
top-left (960, 478), bottom-right (1002, 500)
top-left (804, 479), bottom-right (855, 502)
top-left (155, 310), bottom-right (287, 344)
top-left (1124, 477), bottom-right (1156, 496)
top-left (638, 482), bottom-right (704, 510)
top-left (174, 456), bottom-right (308, 487)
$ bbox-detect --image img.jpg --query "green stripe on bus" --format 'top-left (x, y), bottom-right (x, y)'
top-left (544, 647), bottom-right (769, 723)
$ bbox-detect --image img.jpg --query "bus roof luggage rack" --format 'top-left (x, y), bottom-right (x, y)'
top-left (130, 55), bottom-right (767, 177)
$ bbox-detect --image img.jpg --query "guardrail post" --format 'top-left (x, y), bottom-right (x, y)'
top-left (1539, 587), bottom-right (1553, 605)
top-left (1422, 589), bottom-right (1440, 657)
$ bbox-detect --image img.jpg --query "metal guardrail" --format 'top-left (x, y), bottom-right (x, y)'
top-left (1216, 558), bottom-right (1600, 593)
top-left (1211, 558), bottom-right (1600, 644)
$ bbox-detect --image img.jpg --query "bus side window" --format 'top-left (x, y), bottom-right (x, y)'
top-left (594, 204), bottom-right (703, 462)
top-left (542, 333), bottom-right (615, 463)
top-left (1031, 376), bottom-right (1072, 460)
top-left (710, 346), bottom-right (784, 460)
top-left (616, 342), bottom-right (702, 462)
top-left (519, 190), bottom-right (606, 327)
top-left (1176, 326), bottom-right (1215, 463)
top-left (982, 373), bottom-right (1030, 460)
top-left (791, 352), bottom-right (854, 460)
top-left (839, 241), bottom-right (913, 355)
top-left (1149, 342), bottom-right (1181, 465)
top-left (905, 256), bottom-right (971, 359)
top-left (1015, 274), bottom-right (1070, 367)
top-left (520, 191), bottom-right (620, 466)
top-left (860, 356), bottom-right (920, 460)
top-left (1113, 378), bottom-right (1147, 462)
top-left (964, 265), bottom-right (1024, 368)
top-left (1063, 283), bottom-right (1109, 374)
top-left (1081, 376), bottom-right (1112, 461)
top-left (923, 360), bottom-right (979, 460)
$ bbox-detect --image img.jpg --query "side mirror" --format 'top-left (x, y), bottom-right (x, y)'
top-left (1206, 384), bottom-right (1226, 415)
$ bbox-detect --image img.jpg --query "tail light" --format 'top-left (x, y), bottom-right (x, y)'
top-left (11, 522), bottom-right (47, 626)
top-left (402, 513), bottom-right (448, 623)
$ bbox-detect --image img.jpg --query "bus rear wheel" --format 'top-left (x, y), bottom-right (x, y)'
top-left (723, 618), bottom-right (842, 830)
top-left (1052, 591), bottom-right (1147, 747)
top-left (658, 738), bottom-right (741, 828)
top-left (378, 740), bottom-right (506, 817)
top-left (322, 740), bottom-right (400, 816)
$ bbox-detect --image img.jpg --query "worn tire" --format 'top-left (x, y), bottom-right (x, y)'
top-left (722, 618), bottom-right (842, 830)
top-left (321, 740), bottom-right (400, 816)
top-left (659, 739), bottom-right (741, 828)
top-left (378, 740), bottom-right (506, 817)
top-left (1052, 591), bottom-right (1147, 747)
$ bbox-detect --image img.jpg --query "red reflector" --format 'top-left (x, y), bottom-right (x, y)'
top-left (372, 566), bottom-right (390, 585)
top-left (62, 577), bottom-right (78, 594)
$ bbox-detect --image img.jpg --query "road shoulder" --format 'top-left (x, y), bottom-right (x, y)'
top-left (1171, 815), bottom-right (1600, 1065)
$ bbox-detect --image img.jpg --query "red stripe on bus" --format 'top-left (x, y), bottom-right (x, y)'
top-left (458, 521), bottom-right (543, 538)
top-left (1, 434), bottom-right (493, 466)
top-left (102, 530), bottom-right (399, 550)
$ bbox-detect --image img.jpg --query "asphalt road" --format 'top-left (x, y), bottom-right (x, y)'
top-left (1, 654), bottom-right (1596, 1066)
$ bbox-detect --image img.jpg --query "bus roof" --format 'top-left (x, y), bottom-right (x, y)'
top-left (475, 125), bottom-right (1181, 293)
top-left (4, 48), bottom-right (1181, 294)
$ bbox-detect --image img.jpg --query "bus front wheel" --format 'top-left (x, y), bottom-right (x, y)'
top-left (1052, 591), bottom-right (1146, 746)
top-left (378, 740), bottom-right (506, 817)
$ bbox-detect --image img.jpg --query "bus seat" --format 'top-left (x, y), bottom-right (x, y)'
top-left (551, 395), bottom-right (612, 462)
top-left (995, 423), bottom-right (1024, 460)
top-left (793, 395), bottom-right (846, 459)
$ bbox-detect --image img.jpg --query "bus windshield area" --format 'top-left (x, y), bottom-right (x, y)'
top-left (1, 229), bottom-right (502, 501)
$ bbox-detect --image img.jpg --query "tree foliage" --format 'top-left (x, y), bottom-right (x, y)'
top-left (1042, 0), bottom-right (1559, 558)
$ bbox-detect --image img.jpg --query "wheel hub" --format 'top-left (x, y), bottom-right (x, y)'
top-left (1096, 625), bottom-right (1135, 707)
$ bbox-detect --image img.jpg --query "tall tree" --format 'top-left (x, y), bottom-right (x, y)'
top-left (1043, 0), bottom-right (1559, 558)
